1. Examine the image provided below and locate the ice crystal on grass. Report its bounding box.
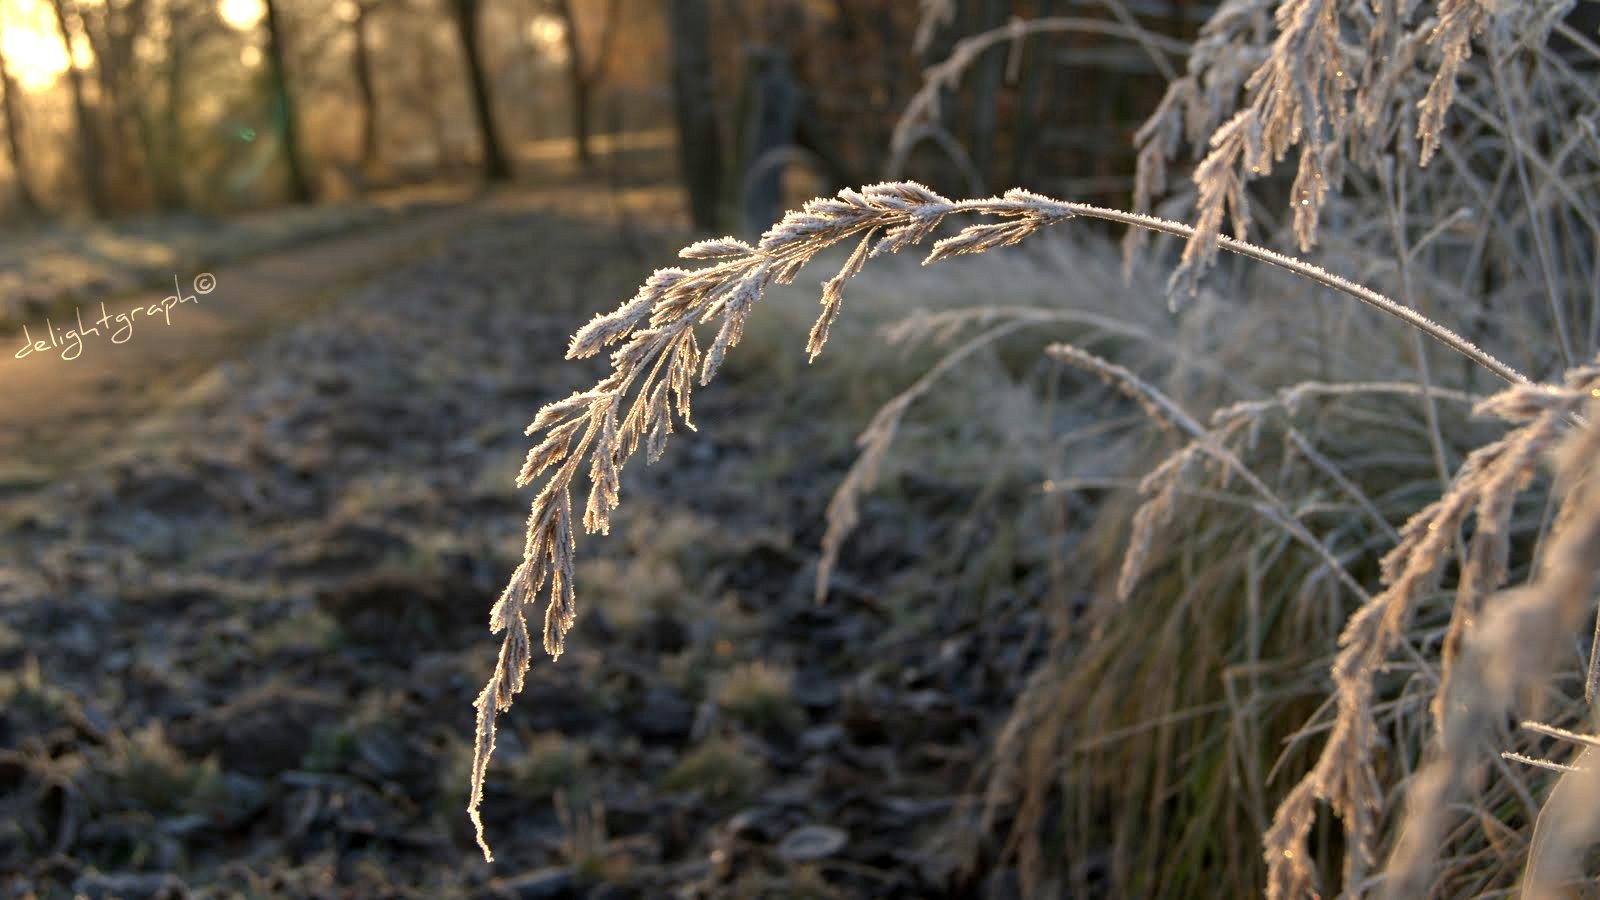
[472,176,1533,861]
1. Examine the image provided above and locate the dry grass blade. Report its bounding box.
[1123,0,1571,306]
[1520,720,1600,750]
[1046,343,1371,602]
[478,165,1557,885]
[474,181,1085,858]
[1525,744,1600,897]
[473,181,961,860]
[814,317,1038,603]
[889,16,1188,183]
[1378,366,1600,898]
[1420,0,1494,168]
[913,0,956,55]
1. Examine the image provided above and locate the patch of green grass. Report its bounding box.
[510,731,594,802]
[301,723,360,773]
[0,655,80,732]
[716,662,803,733]
[253,605,342,655]
[576,555,688,632]
[660,737,768,809]
[0,621,20,656]
[91,723,229,817]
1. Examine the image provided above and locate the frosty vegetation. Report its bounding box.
[477,0,1600,896]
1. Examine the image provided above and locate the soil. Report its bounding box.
[0,171,1041,899]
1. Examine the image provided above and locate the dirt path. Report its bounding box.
[0,200,467,475]
[0,128,689,487]
[0,180,687,483]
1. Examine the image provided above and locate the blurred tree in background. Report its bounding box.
[0,0,1208,222]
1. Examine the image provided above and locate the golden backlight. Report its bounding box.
[0,0,68,93]
[217,0,266,31]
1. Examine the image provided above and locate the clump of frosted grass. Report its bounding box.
[471,174,1523,862]
[476,2,1600,894]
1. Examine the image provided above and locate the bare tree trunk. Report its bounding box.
[262,0,315,202]
[1008,0,1056,187]
[548,0,620,170]
[569,58,592,166]
[1167,0,1190,38]
[967,0,1007,184]
[0,46,40,216]
[352,1,381,169]
[48,0,109,216]
[738,47,798,233]
[873,1,901,114]
[81,0,154,207]
[550,0,590,168]
[417,28,452,169]
[666,0,722,230]
[154,4,192,210]
[449,0,513,182]
[917,0,962,195]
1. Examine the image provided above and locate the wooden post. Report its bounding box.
[666,0,723,231]
[739,46,800,234]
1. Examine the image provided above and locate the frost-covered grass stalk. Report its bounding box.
[476,0,1600,894]
[468,171,1563,863]
[468,178,1522,857]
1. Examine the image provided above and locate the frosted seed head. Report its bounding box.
[680,237,753,259]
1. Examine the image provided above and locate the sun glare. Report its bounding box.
[0,25,69,94]
[529,14,565,44]
[218,0,266,31]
